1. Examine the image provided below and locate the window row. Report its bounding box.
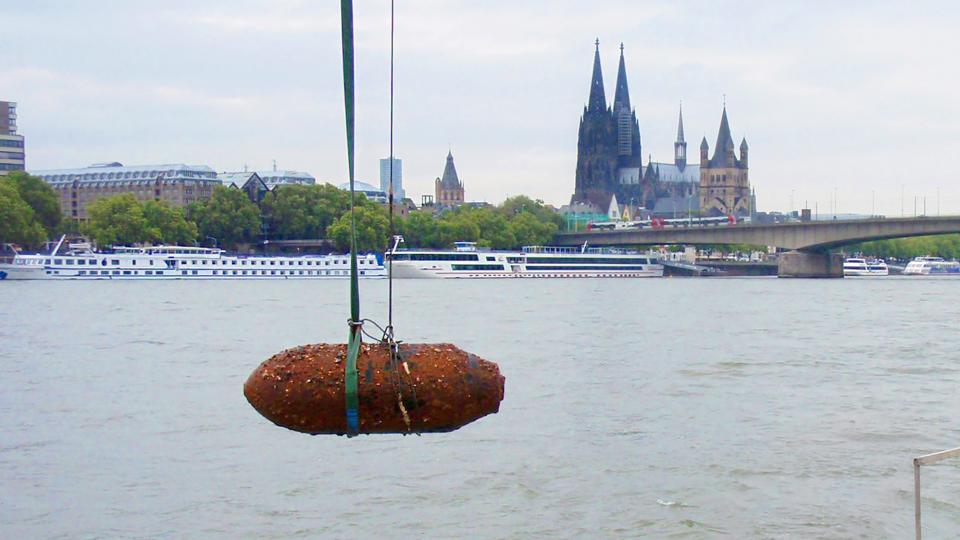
[46,257,363,267]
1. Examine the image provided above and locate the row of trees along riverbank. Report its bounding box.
[0,175,562,252]
[3,172,960,257]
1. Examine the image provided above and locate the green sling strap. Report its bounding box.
[340,0,360,436]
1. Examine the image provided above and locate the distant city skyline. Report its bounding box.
[3,1,959,216]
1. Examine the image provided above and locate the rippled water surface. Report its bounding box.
[1,277,959,538]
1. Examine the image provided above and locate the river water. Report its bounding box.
[1,277,958,538]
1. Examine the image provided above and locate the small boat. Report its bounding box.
[387,240,663,279]
[902,256,960,276]
[0,236,385,280]
[844,258,888,277]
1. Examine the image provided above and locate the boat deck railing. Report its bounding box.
[521,245,647,255]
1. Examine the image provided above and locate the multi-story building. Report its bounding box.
[32,162,219,220]
[254,169,315,190]
[219,172,270,204]
[378,157,404,201]
[698,107,750,215]
[0,100,25,175]
[434,151,464,207]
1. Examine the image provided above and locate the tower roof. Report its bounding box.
[700,136,709,150]
[676,104,685,143]
[587,39,606,112]
[709,106,736,165]
[440,151,461,188]
[613,43,630,112]
[740,137,749,151]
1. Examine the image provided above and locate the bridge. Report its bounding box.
[554,216,960,278]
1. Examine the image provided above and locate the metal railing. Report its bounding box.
[913,446,960,539]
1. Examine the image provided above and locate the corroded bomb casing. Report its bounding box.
[244,342,505,435]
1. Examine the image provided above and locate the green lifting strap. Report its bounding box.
[340,0,361,436]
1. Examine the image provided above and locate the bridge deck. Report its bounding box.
[555,216,960,251]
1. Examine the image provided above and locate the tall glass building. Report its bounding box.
[0,100,25,175]
[378,157,404,201]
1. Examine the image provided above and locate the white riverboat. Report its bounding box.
[902,256,960,276]
[387,241,663,279]
[0,238,385,280]
[843,258,889,277]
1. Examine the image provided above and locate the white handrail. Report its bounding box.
[913,446,960,539]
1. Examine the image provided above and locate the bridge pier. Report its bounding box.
[778,251,843,278]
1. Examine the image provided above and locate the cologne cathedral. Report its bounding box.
[571,41,751,216]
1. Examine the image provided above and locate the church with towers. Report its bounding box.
[570,40,752,217]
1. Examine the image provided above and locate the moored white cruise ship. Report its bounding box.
[0,238,385,280]
[843,258,889,277]
[387,241,662,279]
[902,256,960,276]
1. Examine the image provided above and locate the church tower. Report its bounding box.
[572,40,618,204]
[435,150,465,207]
[699,106,750,215]
[612,44,642,171]
[674,105,687,170]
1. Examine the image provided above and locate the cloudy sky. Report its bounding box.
[4,0,959,215]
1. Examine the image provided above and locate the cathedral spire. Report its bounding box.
[676,103,685,143]
[613,42,630,112]
[674,103,687,170]
[587,38,606,112]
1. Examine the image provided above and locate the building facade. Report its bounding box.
[699,107,750,215]
[434,151,464,207]
[219,172,270,204]
[379,157,404,201]
[33,162,219,220]
[254,169,315,189]
[0,101,25,175]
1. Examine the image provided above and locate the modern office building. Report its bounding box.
[378,157,404,201]
[32,162,219,220]
[0,100,25,175]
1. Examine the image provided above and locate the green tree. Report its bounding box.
[0,181,46,246]
[3,172,61,236]
[437,210,480,246]
[83,194,151,246]
[192,186,261,249]
[509,210,558,247]
[855,234,960,260]
[475,208,516,249]
[388,197,565,250]
[328,204,390,253]
[142,200,198,245]
[261,183,361,240]
[399,211,437,248]
[500,195,563,228]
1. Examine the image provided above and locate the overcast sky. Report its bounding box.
[4,0,960,215]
